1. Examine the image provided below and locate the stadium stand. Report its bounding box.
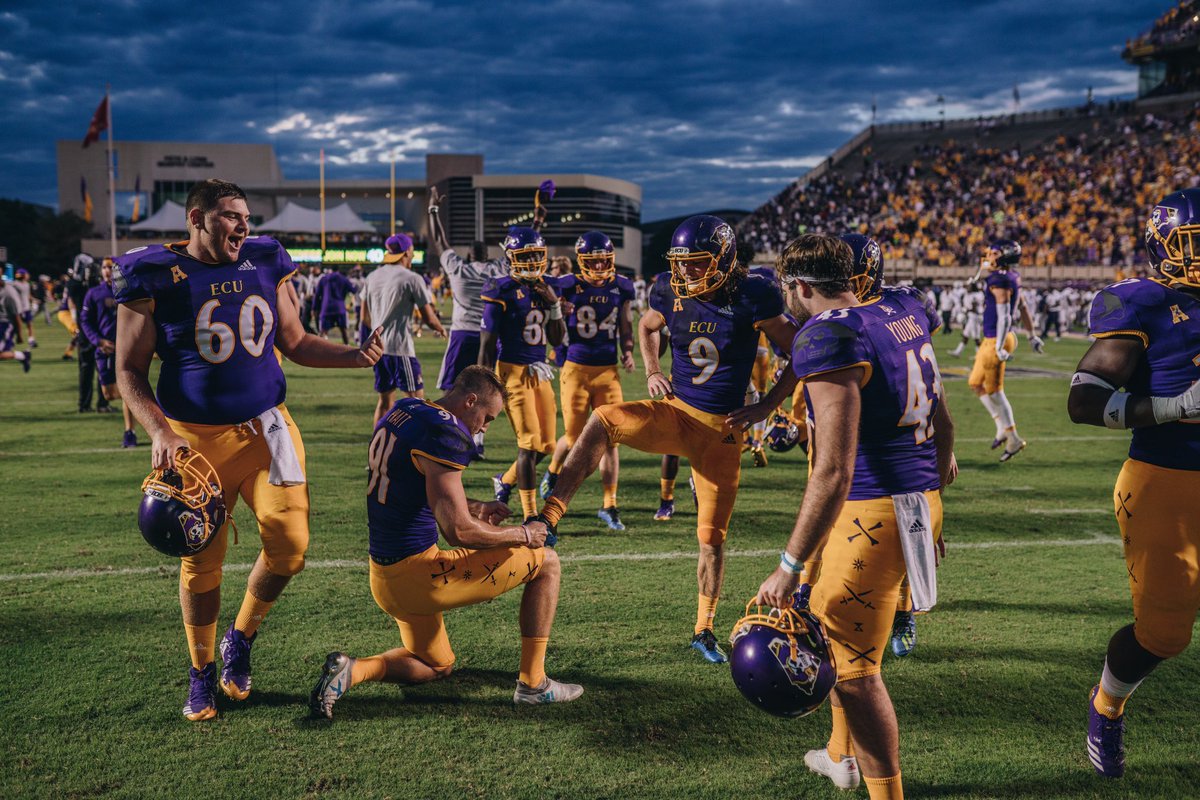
[738,98,1199,269]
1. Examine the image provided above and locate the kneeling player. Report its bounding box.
[755,234,955,799]
[309,366,580,717]
[1068,189,1200,778]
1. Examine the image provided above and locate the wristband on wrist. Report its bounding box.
[519,525,530,546]
[779,551,803,575]
[646,369,663,379]
[1103,391,1130,429]
[548,303,563,321]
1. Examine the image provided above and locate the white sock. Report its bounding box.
[1100,659,1144,701]
[950,341,963,354]
[978,393,1002,435]
[991,391,1019,443]
[14,351,27,362]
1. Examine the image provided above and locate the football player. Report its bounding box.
[756,233,955,799]
[314,265,355,344]
[537,215,800,663]
[0,278,31,371]
[539,232,636,530]
[115,179,383,721]
[11,268,35,346]
[427,189,508,458]
[360,233,446,423]
[1068,188,1200,779]
[479,226,567,521]
[744,249,778,467]
[308,366,580,717]
[80,258,138,445]
[968,240,1045,461]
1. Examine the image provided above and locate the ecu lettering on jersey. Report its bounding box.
[112,239,297,425]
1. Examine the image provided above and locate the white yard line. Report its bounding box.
[1029,508,1112,515]
[0,434,1129,458]
[0,533,1119,584]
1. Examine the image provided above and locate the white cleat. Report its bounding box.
[309,652,354,720]
[804,748,861,790]
[513,676,584,705]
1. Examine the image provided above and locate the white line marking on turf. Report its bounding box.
[1029,508,1111,515]
[0,534,1119,583]
[0,438,1123,455]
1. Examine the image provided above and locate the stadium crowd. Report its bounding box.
[739,103,1200,267]
[1125,0,1200,52]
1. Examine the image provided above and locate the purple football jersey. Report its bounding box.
[316,271,353,316]
[650,274,784,415]
[79,282,118,347]
[112,237,297,424]
[791,296,943,500]
[552,274,635,366]
[1088,277,1200,471]
[883,284,942,334]
[481,276,559,366]
[367,398,475,561]
[982,269,1020,338]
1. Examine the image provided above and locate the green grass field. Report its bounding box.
[2,313,1197,800]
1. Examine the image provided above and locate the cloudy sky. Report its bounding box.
[0,0,1167,221]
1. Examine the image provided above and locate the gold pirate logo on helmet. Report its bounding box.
[1146,192,1200,289]
[138,448,228,557]
[667,215,736,298]
[728,598,837,718]
[575,231,616,285]
[503,226,549,282]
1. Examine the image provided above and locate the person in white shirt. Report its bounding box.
[361,234,446,425]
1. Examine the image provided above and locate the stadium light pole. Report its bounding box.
[319,148,326,254]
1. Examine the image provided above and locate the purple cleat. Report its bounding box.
[218,624,255,701]
[1087,686,1126,778]
[183,663,218,721]
[493,473,514,504]
[654,498,675,520]
[122,429,138,448]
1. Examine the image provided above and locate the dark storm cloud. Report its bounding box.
[0,0,1166,219]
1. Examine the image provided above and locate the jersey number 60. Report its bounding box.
[195,296,275,364]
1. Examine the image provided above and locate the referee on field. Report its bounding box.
[361,233,446,425]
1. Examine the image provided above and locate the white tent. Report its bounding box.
[257,202,375,234]
[129,200,187,233]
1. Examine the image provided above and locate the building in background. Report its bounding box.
[56,145,642,272]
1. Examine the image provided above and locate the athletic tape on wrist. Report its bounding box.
[1151,395,1182,425]
[548,304,563,321]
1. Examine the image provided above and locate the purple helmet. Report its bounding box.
[574,230,615,284]
[729,602,837,718]
[1145,188,1200,289]
[138,449,226,557]
[667,215,737,298]
[839,234,883,300]
[765,413,801,453]
[503,226,548,282]
[984,239,1021,271]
